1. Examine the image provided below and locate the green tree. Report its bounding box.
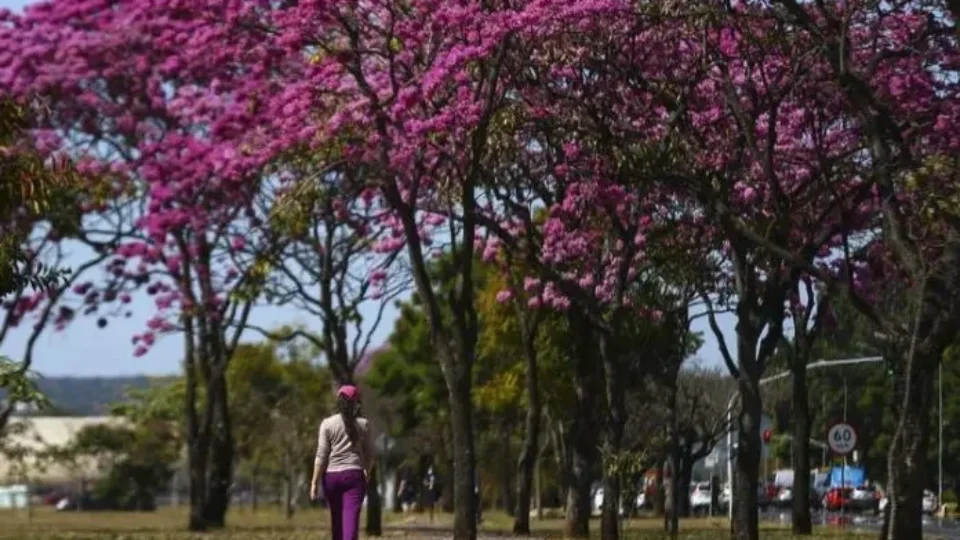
[0,100,80,299]
[229,342,286,505]
[227,339,332,516]
[364,302,451,500]
[474,259,577,529]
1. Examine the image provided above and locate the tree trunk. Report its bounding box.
[365,459,383,534]
[534,450,543,520]
[549,416,571,505]
[447,360,478,540]
[284,468,294,520]
[251,467,259,511]
[513,325,541,535]
[678,454,694,518]
[183,322,210,532]
[600,334,626,540]
[653,466,665,517]
[791,363,813,535]
[564,460,592,539]
[564,397,595,539]
[883,354,935,540]
[733,378,762,540]
[666,456,680,540]
[882,240,960,540]
[202,370,233,529]
[564,309,598,539]
[366,467,383,535]
[665,381,680,539]
[600,462,622,540]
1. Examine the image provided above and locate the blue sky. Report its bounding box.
[0,0,737,377]
[0,0,27,11]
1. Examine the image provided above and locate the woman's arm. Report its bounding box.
[311,420,330,496]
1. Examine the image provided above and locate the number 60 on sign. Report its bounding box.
[827,422,858,455]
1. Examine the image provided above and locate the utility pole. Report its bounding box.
[939,361,944,512]
[726,356,884,524]
[841,374,847,526]
[821,392,827,467]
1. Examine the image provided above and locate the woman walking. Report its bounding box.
[310,385,375,540]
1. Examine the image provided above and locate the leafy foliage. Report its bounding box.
[0,100,83,299]
[0,354,50,415]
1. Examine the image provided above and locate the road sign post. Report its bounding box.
[827,422,858,527]
[827,423,858,456]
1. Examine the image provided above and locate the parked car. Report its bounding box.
[690,482,712,515]
[591,486,647,516]
[850,485,882,515]
[41,491,68,506]
[923,490,938,515]
[774,485,823,509]
[636,491,648,510]
[823,486,880,514]
[774,487,793,508]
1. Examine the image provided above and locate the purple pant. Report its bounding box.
[323,469,367,540]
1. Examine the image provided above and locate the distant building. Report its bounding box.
[0,416,124,486]
[0,484,28,509]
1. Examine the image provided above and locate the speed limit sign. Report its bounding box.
[827,422,858,455]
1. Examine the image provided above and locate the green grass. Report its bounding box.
[0,507,871,539]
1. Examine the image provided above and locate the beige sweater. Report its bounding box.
[314,413,375,473]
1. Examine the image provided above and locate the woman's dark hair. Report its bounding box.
[337,394,361,444]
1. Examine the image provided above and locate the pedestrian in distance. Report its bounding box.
[397,469,417,514]
[423,465,440,523]
[310,385,376,540]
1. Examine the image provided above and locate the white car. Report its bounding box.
[690,482,712,514]
[776,487,793,506]
[849,485,881,515]
[591,486,642,516]
[592,487,604,516]
[923,490,938,515]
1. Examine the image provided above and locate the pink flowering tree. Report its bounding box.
[752,2,960,538]
[472,6,880,539]
[0,1,301,530]
[196,1,639,537]
[473,50,725,535]
[540,3,959,538]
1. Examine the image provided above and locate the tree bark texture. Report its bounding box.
[600,333,626,540]
[202,369,233,528]
[791,363,813,535]
[564,309,598,539]
[733,378,762,540]
[513,314,541,535]
[366,467,383,536]
[447,359,479,540]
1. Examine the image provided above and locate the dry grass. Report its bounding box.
[0,507,870,539]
